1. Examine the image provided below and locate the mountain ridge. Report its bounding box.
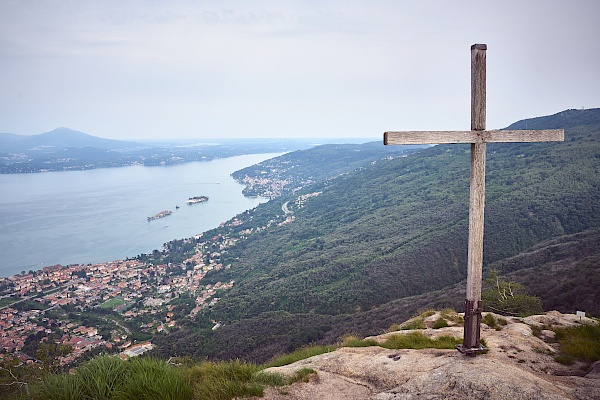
[0,128,320,173]
[505,108,600,130]
[152,107,600,363]
[0,127,140,152]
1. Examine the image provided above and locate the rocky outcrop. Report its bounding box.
[260,311,600,399]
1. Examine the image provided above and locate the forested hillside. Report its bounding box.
[231,141,427,197]
[153,108,600,363]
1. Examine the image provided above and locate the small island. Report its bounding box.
[186,195,209,205]
[147,210,172,221]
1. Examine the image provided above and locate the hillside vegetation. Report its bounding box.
[149,108,600,363]
[231,141,427,197]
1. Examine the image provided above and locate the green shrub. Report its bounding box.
[482,270,543,317]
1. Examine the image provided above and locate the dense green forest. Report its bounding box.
[153,108,600,363]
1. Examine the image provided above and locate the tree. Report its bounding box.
[36,343,72,373]
[482,270,543,317]
[0,355,44,399]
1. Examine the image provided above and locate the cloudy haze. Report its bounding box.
[1,1,598,140]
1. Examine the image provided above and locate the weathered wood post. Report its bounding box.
[461,43,488,354]
[383,44,564,355]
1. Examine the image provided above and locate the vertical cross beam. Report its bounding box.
[459,44,488,355]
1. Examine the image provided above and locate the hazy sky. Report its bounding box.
[1,1,599,140]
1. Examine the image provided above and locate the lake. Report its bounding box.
[0,153,280,277]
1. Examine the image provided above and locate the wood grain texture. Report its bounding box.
[384,129,564,145]
[471,45,486,131]
[466,142,486,302]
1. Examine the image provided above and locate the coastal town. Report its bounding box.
[0,226,237,368]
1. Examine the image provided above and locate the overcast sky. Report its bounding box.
[1,1,598,140]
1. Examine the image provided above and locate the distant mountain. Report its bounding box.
[1,127,140,153]
[151,108,600,363]
[0,132,23,145]
[0,128,321,173]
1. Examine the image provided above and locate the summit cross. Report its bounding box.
[383,44,564,354]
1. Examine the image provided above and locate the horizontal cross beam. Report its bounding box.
[384,129,564,145]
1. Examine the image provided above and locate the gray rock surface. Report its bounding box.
[260,311,600,400]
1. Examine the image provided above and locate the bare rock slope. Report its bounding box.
[261,311,600,400]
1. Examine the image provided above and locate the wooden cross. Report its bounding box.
[384,44,564,355]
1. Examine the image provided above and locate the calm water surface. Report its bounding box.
[0,154,280,277]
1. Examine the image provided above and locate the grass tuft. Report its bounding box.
[341,332,460,350]
[341,335,378,348]
[419,309,436,318]
[440,308,458,322]
[554,322,600,363]
[554,354,576,365]
[289,368,316,383]
[381,332,461,350]
[28,373,81,400]
[117,357,192,400]
[433,318,449,329]
[188,360,284,400]
[400,318,426,330]
[28,355,191,400]
[76,355,127,399]
[265,345,337,368]
[482,313,498,329]
[386,323,402,332]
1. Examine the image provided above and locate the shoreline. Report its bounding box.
[0,153,280,278]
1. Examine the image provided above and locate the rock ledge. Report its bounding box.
[260,311,600,400]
